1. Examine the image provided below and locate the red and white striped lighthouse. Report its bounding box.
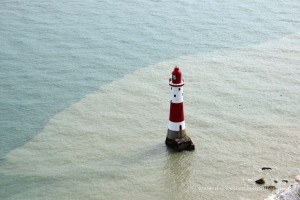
[165,66,195,151]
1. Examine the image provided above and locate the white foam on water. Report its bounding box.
[266,183,300,200]
[1,33,300,200]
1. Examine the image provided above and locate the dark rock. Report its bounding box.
[262,167,272,170]
[186,143,195,151]
[274,180,278,183]
[165,136,195,152]
[264,186,276,190]
[255,178,265,185]
[282,180,288,183]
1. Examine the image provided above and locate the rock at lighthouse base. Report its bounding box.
[165,136,195,151]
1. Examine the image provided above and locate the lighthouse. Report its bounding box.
[165,66,195,151]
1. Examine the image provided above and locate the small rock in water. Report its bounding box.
[282,180,289,183]
[262,167,272,170]
[274,180,278,183]
[255,178,265,184]
[295,175,300,182]
[264,186,276,190]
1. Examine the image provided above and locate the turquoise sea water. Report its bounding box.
[0,1,300,199]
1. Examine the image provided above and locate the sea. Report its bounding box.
[0,0,299,199]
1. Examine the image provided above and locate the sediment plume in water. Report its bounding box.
[1,33,300,200]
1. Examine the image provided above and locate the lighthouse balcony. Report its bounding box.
[169,81,184,87]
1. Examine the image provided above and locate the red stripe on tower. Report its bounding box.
[169,102,184,122]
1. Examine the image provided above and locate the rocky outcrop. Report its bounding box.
[295,175,300,183]
[165,136,195,151]
[264,186,276,190]
[262,167,272,170]
[265,183,300,200]
[255,178,265,185]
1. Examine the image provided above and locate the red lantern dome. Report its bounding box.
[171,66,182,84]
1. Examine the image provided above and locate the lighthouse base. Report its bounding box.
[165,136,195,151]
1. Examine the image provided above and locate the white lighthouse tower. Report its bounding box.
[165,66,195,151]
